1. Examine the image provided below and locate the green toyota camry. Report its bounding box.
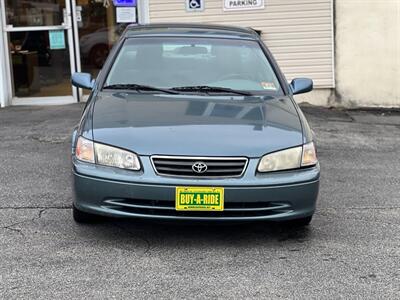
[71,24,320,226]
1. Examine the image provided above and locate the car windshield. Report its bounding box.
[105,37,283,94]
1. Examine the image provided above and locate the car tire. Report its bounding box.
[284,215,313,228]
[73,204,103,224]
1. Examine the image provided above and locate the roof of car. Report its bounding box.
[124,23,260,40]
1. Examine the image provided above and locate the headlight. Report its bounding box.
[95,143,141,170]
[258,146,302,172]
[75,136,141,171]
[257,142,317,172]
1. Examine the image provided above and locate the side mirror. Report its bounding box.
[71,72,94,90]
[290,78,313,95]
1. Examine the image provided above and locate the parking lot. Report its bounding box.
[0,103,399,299]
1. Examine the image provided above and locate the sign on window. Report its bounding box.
[49,30,65,50]
[223,0,264,11]
[116,7,137,23]
[113,0,137,7]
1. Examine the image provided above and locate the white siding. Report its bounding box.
[148,0,334,88]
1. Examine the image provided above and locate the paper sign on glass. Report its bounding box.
[49,30,65,50]
[116,7,137,23]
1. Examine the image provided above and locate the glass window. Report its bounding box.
[76,1,128,95]
[105,37,282,94]
[5,0,66,27]
[10,31,72,97]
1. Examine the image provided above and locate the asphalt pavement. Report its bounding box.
[0,103,399,299]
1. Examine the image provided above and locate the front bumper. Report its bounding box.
[72,157,320,222]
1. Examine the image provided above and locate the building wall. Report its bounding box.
[334,0,400,107]
[149,0,335,91]
[148,0,400,108]
[0,1,399,108]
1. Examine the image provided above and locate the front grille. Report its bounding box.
[151,156,248,178]
[104,198,292,219]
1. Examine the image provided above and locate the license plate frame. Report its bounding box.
[175,187,224,211]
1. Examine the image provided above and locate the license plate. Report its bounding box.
[176,187,224,211]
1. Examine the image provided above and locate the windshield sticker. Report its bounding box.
[261,82,277,90]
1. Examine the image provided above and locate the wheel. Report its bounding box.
[73,204,103,224]
[284,215,313,228]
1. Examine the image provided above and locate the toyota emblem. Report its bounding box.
[192,162,208,174]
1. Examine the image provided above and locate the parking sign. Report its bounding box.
[186,0,204,12]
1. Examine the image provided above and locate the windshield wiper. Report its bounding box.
[103,84,180,95]
[171,85,252,96]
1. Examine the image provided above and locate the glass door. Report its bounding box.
[71,0,132,97]
[1,0,77,104]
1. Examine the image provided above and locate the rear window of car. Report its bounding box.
[105,37,283,94]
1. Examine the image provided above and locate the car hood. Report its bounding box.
[91,92,303,157]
